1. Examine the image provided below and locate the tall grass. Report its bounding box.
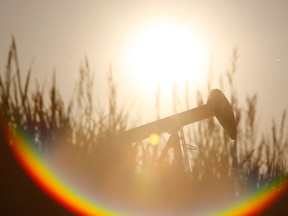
[1,37,287,214]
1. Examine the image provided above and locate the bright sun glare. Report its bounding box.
[126,21,209,95]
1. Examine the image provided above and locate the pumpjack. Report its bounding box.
[119,89,237,171]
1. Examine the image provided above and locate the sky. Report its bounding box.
[1,0,288,133]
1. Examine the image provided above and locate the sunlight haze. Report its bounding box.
[125,20,209,96]
[1,0,287,129]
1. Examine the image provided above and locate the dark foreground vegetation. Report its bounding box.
[1,38,287,215]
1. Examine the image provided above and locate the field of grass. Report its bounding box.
[1,37,287,215]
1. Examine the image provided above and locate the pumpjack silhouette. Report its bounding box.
[120,89,237,170]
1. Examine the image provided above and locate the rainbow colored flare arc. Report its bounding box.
[3,125,118,216]
[3,124,288,216]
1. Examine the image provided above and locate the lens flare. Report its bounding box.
[2,122,288,215]
[149,133,160,145]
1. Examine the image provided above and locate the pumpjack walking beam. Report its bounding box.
[120,103,213,144]
[120,89,236,143]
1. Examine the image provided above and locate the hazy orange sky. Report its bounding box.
[1,0,287,132]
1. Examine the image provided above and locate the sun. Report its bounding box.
[125,20,209,95]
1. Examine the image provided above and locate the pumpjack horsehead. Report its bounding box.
[119,89,237,171]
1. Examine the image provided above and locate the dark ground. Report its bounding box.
[0,121,287,216]
[0,122,72,216]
